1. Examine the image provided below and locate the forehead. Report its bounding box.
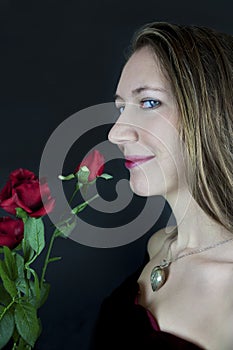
[116,46,170,94]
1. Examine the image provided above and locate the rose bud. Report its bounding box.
[74,150,105,182]
[0,168,55,218]
[0,217,24,249]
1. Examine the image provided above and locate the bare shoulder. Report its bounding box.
[214,259,233,346]
[147,225,177,259]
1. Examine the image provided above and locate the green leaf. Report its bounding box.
[16,278,27,295]
[0,261,17,298]
[14,302,40,347]
[3,246,18,281]
[28,269,40,306]
[38,283,50,308]
[15,254,28,295]
[22,238,34,264]
[0,305,15,349]
[15,254,24,280]
[58,173,75,181]
[0,283,11,307]
[24,217,45,256]
[99,173,113,180]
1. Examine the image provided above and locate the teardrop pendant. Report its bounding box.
[150,266,166,292]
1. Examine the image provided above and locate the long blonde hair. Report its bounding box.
[130,22,233,233]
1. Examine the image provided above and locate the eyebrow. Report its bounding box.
[114,85,167,101]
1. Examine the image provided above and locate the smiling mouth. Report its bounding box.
[125,156,155,169]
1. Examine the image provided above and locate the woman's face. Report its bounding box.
[109,46,187,198]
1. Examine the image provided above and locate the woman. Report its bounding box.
[92,22,233,349]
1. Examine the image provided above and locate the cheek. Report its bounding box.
[139,113,178,146]
[142,130,186,187]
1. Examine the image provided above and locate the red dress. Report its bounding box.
[91,265,205,349]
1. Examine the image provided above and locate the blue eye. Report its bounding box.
[114,104,125,115]
[140,100,161,109]
[119,106,125,114]
[115,99,160,115]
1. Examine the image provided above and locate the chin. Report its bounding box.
[129,179,153,197]
[129,175,168,197]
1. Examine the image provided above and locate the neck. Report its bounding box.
[164,187,230,255]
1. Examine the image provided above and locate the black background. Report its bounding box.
[1,1,233,349]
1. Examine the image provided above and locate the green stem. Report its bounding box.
[68,183,83,205]
[68,188,79,205]
[40,182,95,287]
[0,298,15,321]
[71,193,99,214]
[26,253,39,267]
[40,231,56,288]
[58,183,83,222]
[86,193,99,204]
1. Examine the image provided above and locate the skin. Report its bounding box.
[108,46,233,349]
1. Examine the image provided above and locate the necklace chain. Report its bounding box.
[161,236,233,267]
[151,236,233,292]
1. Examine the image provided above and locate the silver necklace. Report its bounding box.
[150,236,233,292]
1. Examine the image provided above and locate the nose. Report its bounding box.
[108,116,138,145]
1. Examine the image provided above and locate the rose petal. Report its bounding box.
[74,150,105,181]
[0,168,55,218]
[0,217,24,249]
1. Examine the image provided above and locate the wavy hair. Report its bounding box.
[129,22,233,233]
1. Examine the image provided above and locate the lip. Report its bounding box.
[125,155,155,169]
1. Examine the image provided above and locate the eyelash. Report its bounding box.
[117,99,161,114]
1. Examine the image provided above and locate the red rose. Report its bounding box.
[0,168,55,218]
[0,217,24,249]
[74,150,105,181]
